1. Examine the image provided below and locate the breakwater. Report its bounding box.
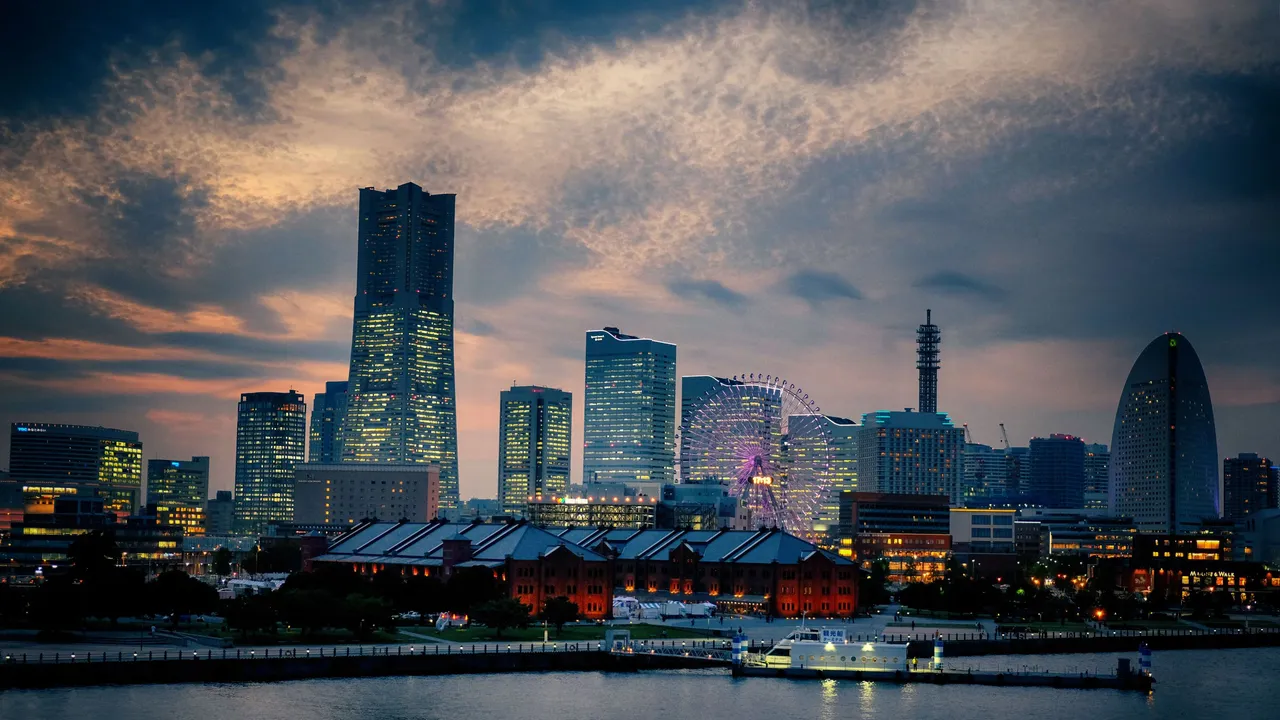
[0,644,715,690]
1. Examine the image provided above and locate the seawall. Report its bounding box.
[0,648,710,690]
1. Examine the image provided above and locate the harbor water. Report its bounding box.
[2,647,1277,719]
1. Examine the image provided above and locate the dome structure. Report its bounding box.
[1109,333,1219,532]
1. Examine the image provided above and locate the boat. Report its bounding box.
[739,625,913,672]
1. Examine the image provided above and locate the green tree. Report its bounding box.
[859,559,890,608]
[339,594,395,639]
[541,596,579,633]
[471,598,531,639]
[403,574,447,622]
[276,589,338,635]
[212,547,233,577]
[446,567,502,612]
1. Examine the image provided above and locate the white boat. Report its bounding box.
[746,626,910,671]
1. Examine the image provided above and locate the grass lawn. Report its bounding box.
[993,621,1091,633]
[432,623,719,643]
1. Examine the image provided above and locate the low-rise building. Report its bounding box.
[558,526,858,618]
[293,464,440,526]
[1017,510,1135,559]
[526,494,658,529]
[0,494,183,575]
[313,519,614,618]
[838,491,950,583]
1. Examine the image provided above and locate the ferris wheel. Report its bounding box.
[679,374,834,535]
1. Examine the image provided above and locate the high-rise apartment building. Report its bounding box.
[1109,333,1219,533]
[1083,443,1110,511]
[146,456,210,535]
[309,381,348,463]
[962,443,1009,502]
[583,327,676,494]
[857,410,963,503]
[498,385,573,515]
[1004,447,1031,497]
[234,391,307,535]
[787,414,858,538]
[8,423,142,516]
[1028,434,1086,508]
[1223,453,1277,521]
[341,183,459,510]
[679,375,734,483]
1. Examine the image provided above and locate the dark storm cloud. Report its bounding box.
[780,270,863,307]
[0,0,279,120]
[914,272,1007,301]
[665,278,749,309]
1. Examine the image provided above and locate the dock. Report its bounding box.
[731,664,1153,692]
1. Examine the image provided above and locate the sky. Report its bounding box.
[1,0,1277,501]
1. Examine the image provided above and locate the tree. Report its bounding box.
[338,594,395,639]
[147,571,219,626]
[68,530,121,581]
[541,596,579,633]
[276,589,338,635]
[446,567,502,612]
[859,559,890,608]
[403,574,447,622]
[471,598,531,639]
[223,595,276,638]
[213,548,233,577]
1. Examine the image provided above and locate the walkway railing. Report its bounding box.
[0,639,732,666]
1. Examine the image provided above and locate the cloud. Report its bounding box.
[780,270,863,306]
[914,271,1007,300]
[665,278,748,309]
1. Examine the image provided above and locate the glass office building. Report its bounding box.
[8,423,143,516]
[1109,332,1218,533]
[499,385,573,515]
[146,456,210,535]
[583,327,676,494]
[341,183,460,510]
[856,410,963,503]
[234,391,307,535]
[309,380,348,464]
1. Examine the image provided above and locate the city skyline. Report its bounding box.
[0,1,1277,502]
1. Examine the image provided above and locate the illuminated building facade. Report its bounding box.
[341,183,459,510]
[309,381,348,463]
[557,526,858,617]
[837,491,951,582]
[146,456,209,536]
[1127,532,1280,603]
[1,495,183,574]
[1028,434,1086,508]
[857,410,963,503]
[499,385,572,516]
[1109,332,1219,532]
[293,463,439,526]
[790,414,858,540]
[526,494,657,529]
[584,328,676,494]
[234,391,307,535]
[8,423,142,516]
[1223,453,1277,521]
[1083,443,1110,511]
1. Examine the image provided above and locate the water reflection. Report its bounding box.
[0,648,1275,720]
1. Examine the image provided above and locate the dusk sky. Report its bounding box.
[1,0,1277,500]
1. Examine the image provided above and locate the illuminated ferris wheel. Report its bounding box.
[679,374,834,535]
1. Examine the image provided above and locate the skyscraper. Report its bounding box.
[499,385,573,515]
[8,423,142,516]
[341,182,459,510]
[916,309,940,414]
[1109,333,1219,533]
[1223,453,1277,521]
[309,380,348,463]
[234,391,307,535]
[146,456,210,535]
[857,410,963,503]
[962,443,1009,502]
[1083,443,1110,511]
[680,375,737,483]
[1028,434,1086,508]
[583,327,676,493]
[788,414,858,537]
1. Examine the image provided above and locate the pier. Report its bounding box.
[731,663,1153,692]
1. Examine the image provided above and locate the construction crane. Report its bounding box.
[962,423,976,444]
[999,423,1011,450]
